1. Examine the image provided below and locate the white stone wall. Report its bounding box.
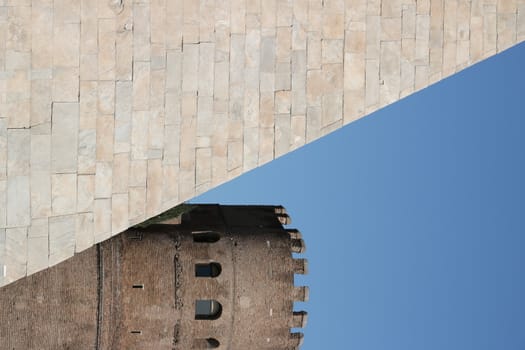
[0,0,524,286]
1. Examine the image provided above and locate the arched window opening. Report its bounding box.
[206,338,220,348]
[195,300,222,320]
[195,263,222,278]
[193,231,220,243]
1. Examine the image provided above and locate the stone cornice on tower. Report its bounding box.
[0,0,524,287]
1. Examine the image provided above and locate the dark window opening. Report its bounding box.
[195,263,222,278]
[195,300,222,320]
[193,231,220,243]
[130,330,142,334]
[132,284,144,289]
[206,338,220,348]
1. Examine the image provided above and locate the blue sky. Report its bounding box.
[193,42,525,350]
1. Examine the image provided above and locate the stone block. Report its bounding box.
[96,114,114,162]
[51,173,77,216]
[322,39,344,64]
[0,119,5,181]
[49,214,76,266]
[497,13,517,52]
[95,161,112,199]
[7,176,30,227]
[133,61,150,111]
[133,3,151,60]
[7,129,30,177]
[323,13,344,39]
[75,212,94,252]
[129,160,147,187]
[80,0,98,54]
[28,218,48,239]
[32,2,53,70]
[275,90,292,114]
[114,81,132,153]
[77,174,94,213]
[307,31,322,69]
[321,93,343,128]
[94,198,111,242]
[380,41,401,106]
[78,129,96,175]
[182,44,199,94]
[128,186,146,223]
[53,22,80,68]
[52,67,79,102]
[5,227,27,282]
[291,114,306,150]
[111,192,128,235]
[365,59,380,108]
[79,81,98,130]
[131,111,149,160]
[112,153,129,194]
[242,127,258,171]
[27,236,48,275]
[55,0,80,23]
[51,103,79,173]
[275,114,291,157]
[0,180,5,228]
[146,159,162,217]
[166,0,184,49]
[30,79,52,127]
[199,43,215,97]
[98,81,115,115]
[30,170,51,219]
[162,165,179,206]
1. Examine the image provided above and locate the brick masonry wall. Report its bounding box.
[0,0,524,287]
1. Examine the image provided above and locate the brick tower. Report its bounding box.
[0,204,308,349]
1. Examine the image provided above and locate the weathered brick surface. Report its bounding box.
[0,0,524,286]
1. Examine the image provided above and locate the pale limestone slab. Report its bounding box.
[53,23,80,68]
[129,160,147,187]
[131,111,149,160]
[7,129,30,177]
[79,81,98,130]
[28,218,48,238]
[27,236,48,275]
[51,173,77,216]
[242,127,258,171]
[275,113,291,157]
[78,129,96,175]
[129,186,146,224]
[146,159,162,217]
[115,81,132,153]
[52,67,80,102]
[30,170,51,219]
[30,79,52,127]
[133,3,151,60]
[111,192,128,235]
[98,81,115,115]
[49,215,76,266]
[132,61,151,111]
[96,114,115,162]
[77,174,94,212]
[94,198,111,242]
[5,227,27,282]
[98,18,116,80]
[51,102,79,173]
[75,212,94,252]
[112,153,130,194]
[95,161,112,199]
[0,119,6,181]
[6,176,30,227]
[0,180,5,228]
